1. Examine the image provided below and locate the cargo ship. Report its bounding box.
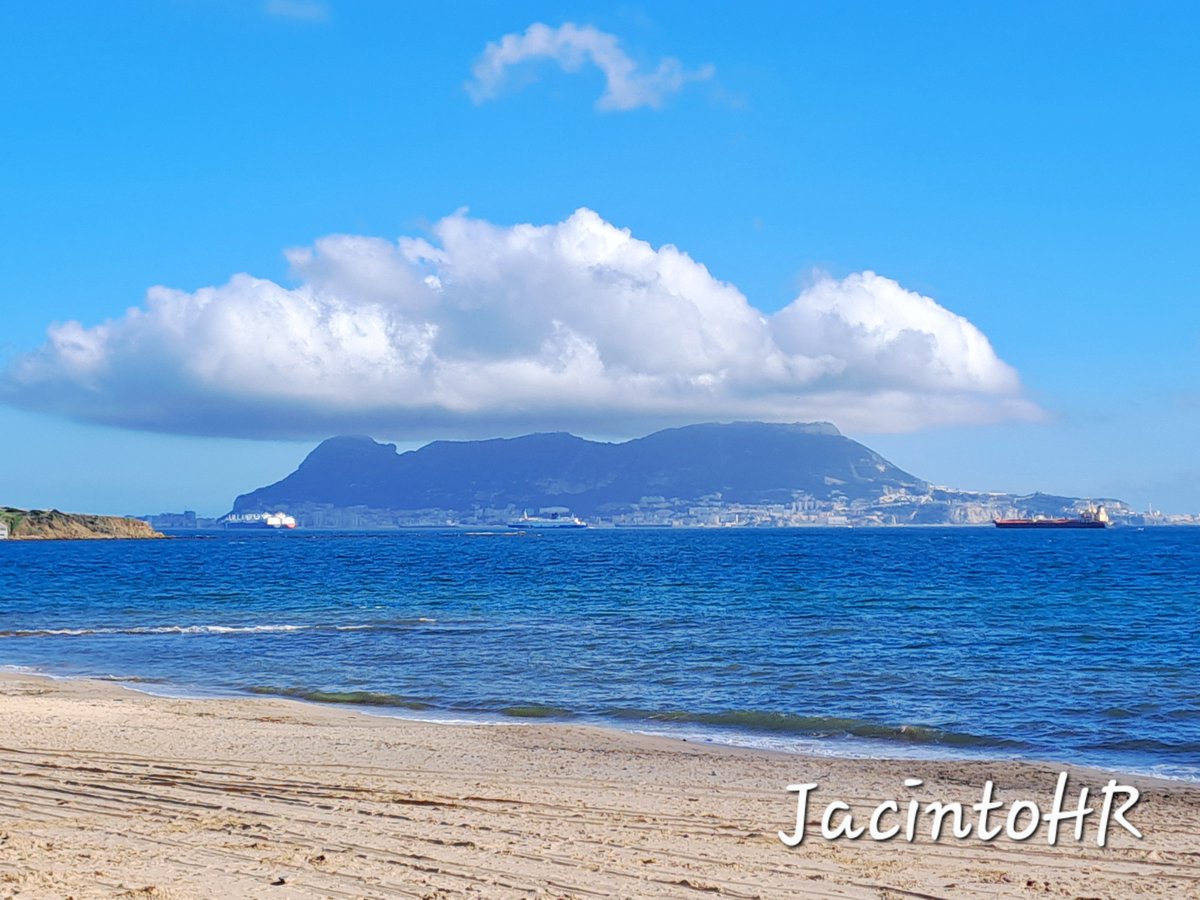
[993,506,1110,529]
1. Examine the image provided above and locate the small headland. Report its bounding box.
[0,506,164,540]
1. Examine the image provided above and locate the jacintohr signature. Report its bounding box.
[779,773,1141,847]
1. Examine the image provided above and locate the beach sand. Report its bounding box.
[0,672,1196,898]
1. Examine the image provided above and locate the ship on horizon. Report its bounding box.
[506,509,587,530]
[221,511,297,530]
[993,505,1110,529]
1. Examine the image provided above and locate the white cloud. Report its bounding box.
[466,22,713,111]
[265,0,329,22]
[1,209,1040,439]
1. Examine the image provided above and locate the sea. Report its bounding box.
[2,527,1197,781]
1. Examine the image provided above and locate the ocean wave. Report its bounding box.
[233,690,1027,752]
[499,704,576,719]
[246,685,432,710]
[1090,737,1200,755]
[0,619,437,638]
[602,708,1028,749]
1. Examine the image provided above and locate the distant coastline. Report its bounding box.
[144,422,1195,531]
[0,507,163,541]
[139,517,1200,532]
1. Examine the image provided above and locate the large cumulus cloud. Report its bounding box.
[0,209,1040,439]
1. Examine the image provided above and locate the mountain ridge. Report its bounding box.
[232,421,927,518]
[230,422,1133,527]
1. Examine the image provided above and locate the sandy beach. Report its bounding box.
[0,671,1196,899]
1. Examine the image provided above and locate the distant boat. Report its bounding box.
[994,506,1110,529]
[506,511,587,529]
[221,511,297,530]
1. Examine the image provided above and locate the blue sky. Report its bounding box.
[1,1,1197,515]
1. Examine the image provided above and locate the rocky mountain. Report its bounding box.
[232,422,928,519]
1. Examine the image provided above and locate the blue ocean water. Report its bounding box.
[1,528,1197,779]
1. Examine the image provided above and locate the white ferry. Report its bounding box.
[221,511,297,530]
[506,510,587,529]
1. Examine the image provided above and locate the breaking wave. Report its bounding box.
[499,704,577,719]
[0,620,437,638]
[602,708,1029,749]
[246,685,433,710]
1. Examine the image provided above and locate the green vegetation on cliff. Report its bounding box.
[0,507,163,540]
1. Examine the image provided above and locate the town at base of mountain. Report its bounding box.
[175,422,1176,529]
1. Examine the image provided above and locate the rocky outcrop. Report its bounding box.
[0,507,164,540]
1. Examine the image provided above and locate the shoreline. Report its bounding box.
[6,663,1197,785]
[107,684,1200,785]
[1,670,1197,897]
[9,662,1200,787]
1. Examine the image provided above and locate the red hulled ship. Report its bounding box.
[993,506,1110,529]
